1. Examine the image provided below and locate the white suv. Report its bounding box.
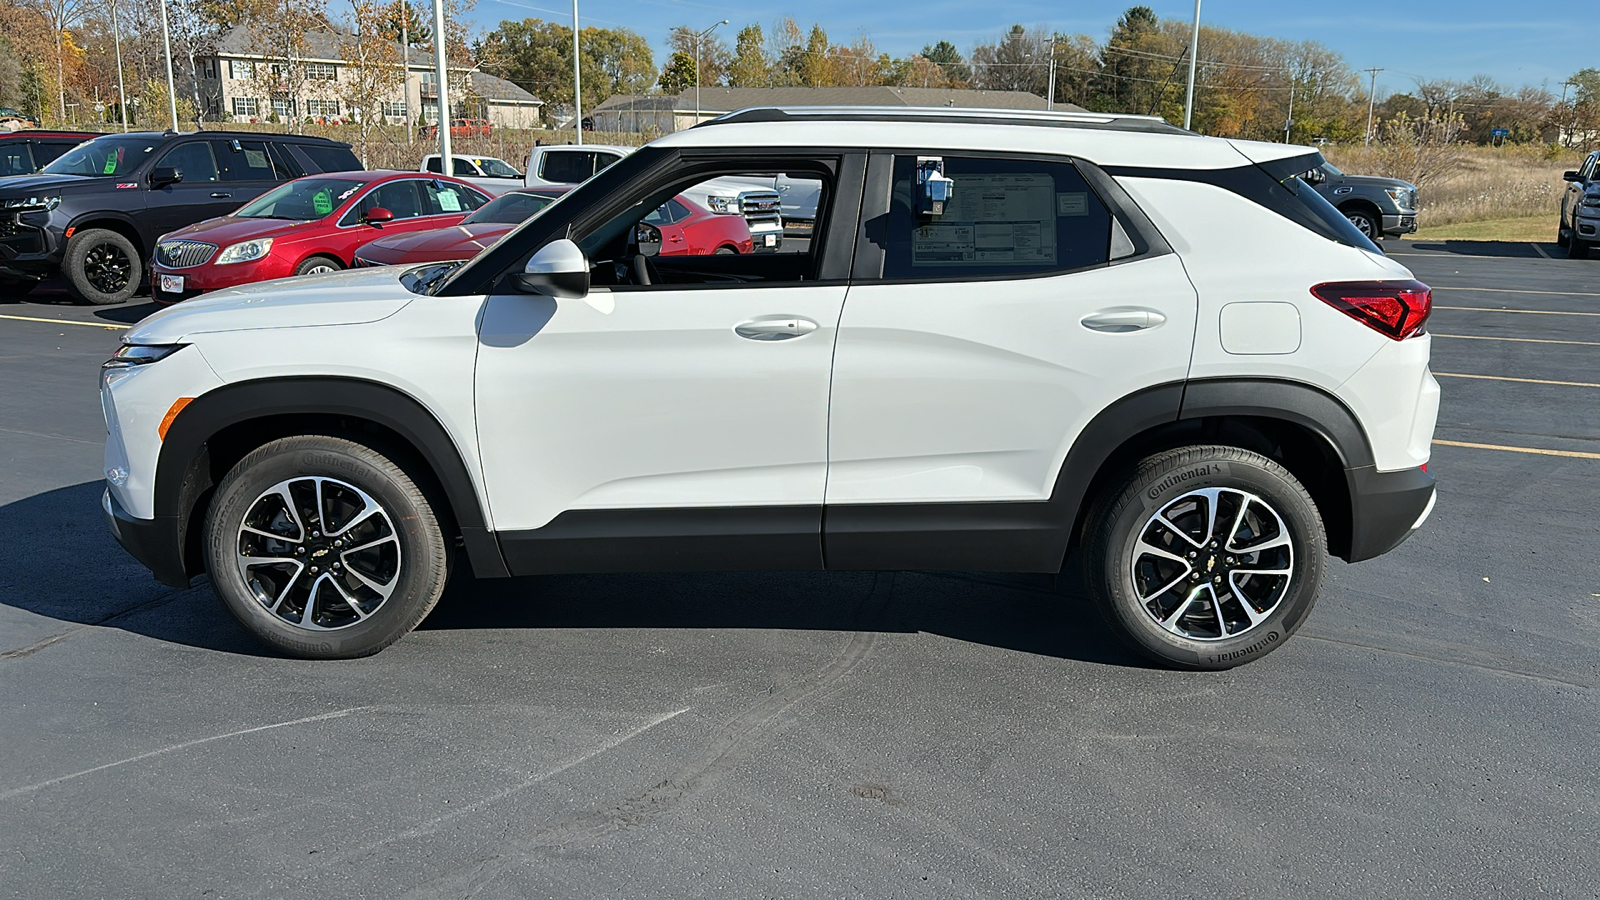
[102,107,1440,667]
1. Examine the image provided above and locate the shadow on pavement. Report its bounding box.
[93,301,160,324]
[1,481,1145,668]
[1405,240,1553,259]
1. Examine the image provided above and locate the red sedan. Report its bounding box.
[353,189,753,267]
[150,171,491,303]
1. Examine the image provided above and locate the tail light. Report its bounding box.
[1310,280,1431,340]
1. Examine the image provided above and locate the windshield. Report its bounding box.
[1321,162,1344,177]
[476,157,521,179]
[235,177,364,220]
[40,137,156,177]
[462,191,559,225]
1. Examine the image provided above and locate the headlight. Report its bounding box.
[705,195,740,214]
[215,237,274,265]
[1583,193,1600,208]
[1,196,61,211]
[1384,188,1413,207]
[103,343,186,370]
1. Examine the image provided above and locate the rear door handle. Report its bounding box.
[1081,308,1166,333]
[734,315,819,341]
[210,192,232,199]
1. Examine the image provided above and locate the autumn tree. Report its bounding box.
[724,23,769,87]
[482,18,653,122]
[919,40,968,86]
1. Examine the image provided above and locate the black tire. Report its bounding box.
[204,435,450,659]
[64,228,141,305]
[1567,235,1589,259]
[1557,218,1571,248]
[715,246,738,255]
[295,255,343,277]
[1081,445,1326,671]
[1343,208,1379,241]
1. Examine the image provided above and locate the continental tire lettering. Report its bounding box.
[1145,463,1228,503]
[301,452,373,482]
[1206,630,1280,665]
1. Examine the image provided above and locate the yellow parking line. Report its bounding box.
[1435,372,1600,388]
[1433,439,1600,460]
[0,313,126,330]
[1433,333,1600,347]
[1436,306,1600,317]
[1432,286,1600,298]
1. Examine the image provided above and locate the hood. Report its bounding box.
[360,222,512,263]
[126,266,417,343]
[0,173,101,196]
[1330,173,1417,191]
[160,214,327,246]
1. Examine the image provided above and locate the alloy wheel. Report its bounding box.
[1347,213,1376,238]
[1130,487,1294,641]
[84,242,132,294]
[235,476,402,631]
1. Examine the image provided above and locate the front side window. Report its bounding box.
[156,141,220,182]
[880,155,1113,280]
[539,150,620,184]
[342,180,424,224]
[476,157,521,179]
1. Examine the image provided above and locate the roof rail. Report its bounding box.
[696,106,1191,136]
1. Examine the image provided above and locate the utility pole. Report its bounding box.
[1560,80,1577,148]
[402,6,412,145]
[694,20,728,126]
[432,0,450,164]
[1182,0,1200,130]
[158,0,180,130]
[1046,36,1056,111]
[1284,73,1294,143]
[112,0,129,131]
[1363,67,1382,147]
[569,0,582,142]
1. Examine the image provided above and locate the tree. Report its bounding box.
[798,24,829,86]
[482,18,654,122]
[919,40,968,86]
[658,50,694,93]
[340,0,403,161]
[971,25,1048,95]
[667,24,727,87]
[724,23,769,87]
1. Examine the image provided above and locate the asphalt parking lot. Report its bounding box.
[2,240,1597,897]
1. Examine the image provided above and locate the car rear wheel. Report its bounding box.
[1343,208,1379,240]
[1080,445,1326,670]
[65,228,141,305]
[204,435,451,659]
[715,246,738,255]
[295,256,343,277]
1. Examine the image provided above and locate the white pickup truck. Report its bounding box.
[420,154,525,196]
[523,144,634,189]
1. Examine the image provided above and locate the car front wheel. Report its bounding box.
[1081,445,1326,670]
[65,228,141,305]
[1343,208,1379,240]
[204,435,450,659]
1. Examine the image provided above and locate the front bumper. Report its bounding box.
[0,212,64,278]
[103,488,191,587]
[1382,213,1418,236]
[1344,465,1435,562]
[150,257,291,303]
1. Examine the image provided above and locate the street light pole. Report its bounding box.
[693,20,728,125]
[1182,0,1200,130]
[571,0,582,144]
[1046,35,1056,111]
[112,0,129,132]
[158,0,180,129]
[432,0,450,165]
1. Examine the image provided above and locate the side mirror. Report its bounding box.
[634,222,662,258]
[149,166,182,188]
[515,238,589,298]
[1302,167,1328,185]
[1564,170,1584,182]
[364,207,394,225]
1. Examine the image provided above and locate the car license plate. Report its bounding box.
[159,274,184,294]
[764,234,776,247]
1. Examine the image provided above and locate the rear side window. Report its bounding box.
[881,155,1113,280]
[292,143,362,173]
[157,141,220,182]
[0,142,32,176]
[212,139,281,181]
[538,150,620,184]
[420,180,487,215]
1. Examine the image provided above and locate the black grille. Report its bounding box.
[155,240,218,269]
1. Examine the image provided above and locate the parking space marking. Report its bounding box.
[1432,286,1600,298]
[1530,243,1552,259]
[1434,333,1600,347]
[1435,372,1600,388]
[1434,439,1600,460]
[0,313,126,330]
[1436,306,1600,317]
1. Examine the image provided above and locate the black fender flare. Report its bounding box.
[158,376,508,579]
[1177,377,1373,467]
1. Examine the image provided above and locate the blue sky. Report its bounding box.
[467,0,1581,98]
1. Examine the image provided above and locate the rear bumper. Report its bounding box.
[1344,465,1435,562]
[103,488,191,587]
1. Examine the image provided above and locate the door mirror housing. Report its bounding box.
[633,222,662,258]
[1564,170,1584,183]
[515,238,589,298]
[149,166,182,188]
[364,207,394,225]
[1302,167,1328,185]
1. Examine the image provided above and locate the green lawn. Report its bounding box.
[1411,216,1555,243]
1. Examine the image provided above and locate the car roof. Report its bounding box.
[534,143,633,154]
[74,129,350,145]
[653,105,1311,171]
[0,130,100,140]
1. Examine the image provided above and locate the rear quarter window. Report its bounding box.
[290,143,362,174]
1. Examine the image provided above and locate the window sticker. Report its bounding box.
[102,154,117,174]
[338,187,358,200]
[313,190,334,216]
[1056,192,1088,216]
[244,149,269,168]
[437,190,460,212]
[911,173,1057,266]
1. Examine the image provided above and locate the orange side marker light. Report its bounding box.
[158,397,194,441]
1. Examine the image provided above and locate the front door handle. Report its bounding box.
[734,315,818,341]
[210,192,232,199]
[1081,308,1166,333]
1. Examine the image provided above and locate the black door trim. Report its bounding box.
[498,505,823,575]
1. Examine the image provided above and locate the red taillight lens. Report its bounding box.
[1310,280,1432,340]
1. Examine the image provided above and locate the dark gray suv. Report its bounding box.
[1309,163,1418,240]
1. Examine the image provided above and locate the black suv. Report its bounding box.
[0,131,361,304]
